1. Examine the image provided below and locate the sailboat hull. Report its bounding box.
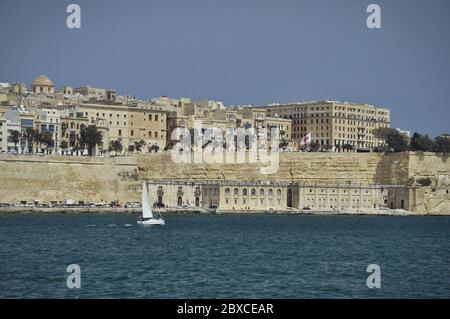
[139,181,165,226]
[137,218,165,226]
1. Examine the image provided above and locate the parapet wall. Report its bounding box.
[0,152,448,213]
[137,152,410,184]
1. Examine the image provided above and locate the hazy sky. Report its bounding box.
[0,0,449,136]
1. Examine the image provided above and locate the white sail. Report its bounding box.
[142,181,153,219]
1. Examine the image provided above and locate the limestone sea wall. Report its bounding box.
[0,155,140,204]
[407,152,450,215]
[136,152,410,185]
[0,152,449,214]
[408,152,450,181]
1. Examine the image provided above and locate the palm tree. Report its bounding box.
[134,139,146,153]
[342,143,354,152]
[60,140,68,151]
[41,131,53,154]
[279,139,289,149]
[10,130,20,152]
[80,126,103,156]
[309,141,320,152]
[149,144,160,153]
[109,140,123,153]
[23,127,35,153]
[69,131,77,147]
[34,130,43,153]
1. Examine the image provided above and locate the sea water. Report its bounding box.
[0,213,449,298]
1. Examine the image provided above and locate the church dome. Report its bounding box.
[32,75,54,87]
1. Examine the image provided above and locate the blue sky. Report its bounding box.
[0,0,449,136]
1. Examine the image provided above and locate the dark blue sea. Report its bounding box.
[0,213,449,298]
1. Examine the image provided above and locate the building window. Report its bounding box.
[225,188,230,196]
[251,188,256,196]
[149,114,152,121]
[131,130,134,137]
[155,115,159,121]
[234,188,239,196]
[118,129,122,136]
[243,189,248,196]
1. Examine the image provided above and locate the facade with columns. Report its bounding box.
[146,180,408,212]
[147,180,203,208]
[296,184,388,211]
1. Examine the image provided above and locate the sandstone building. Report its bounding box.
[166,105,293,150]
[0,75,392,156]
[58,103,168,154]
[262,100,390,151]
[147,180,395,212]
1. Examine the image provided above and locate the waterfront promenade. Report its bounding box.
[0,206,422,216]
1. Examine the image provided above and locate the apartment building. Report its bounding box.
[262,100,390,151]
[235,107,292,146]
[35,108,61,152]
[70,102,168,153]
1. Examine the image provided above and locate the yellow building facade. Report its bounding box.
[263,100,390,151]
[74,103,167,152]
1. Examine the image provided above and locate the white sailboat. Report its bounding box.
[137,181,165,226]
